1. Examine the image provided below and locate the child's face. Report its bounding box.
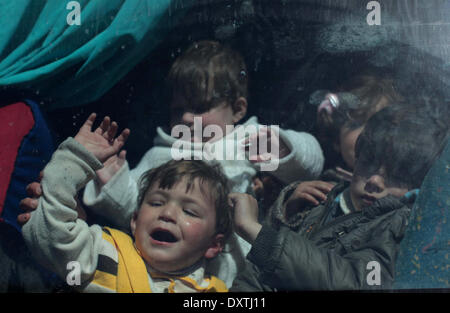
[338,126,364,170]
[349,167,409,211]
[131,178,223,273]
[170,95,243,142]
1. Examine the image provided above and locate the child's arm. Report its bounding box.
[82,146,166,230]
[228,193,262,244]
[230,193,408,290]
[22,114,129,283]
[82,154,138,230]
[232,221,403,291]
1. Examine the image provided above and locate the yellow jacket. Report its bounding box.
[89,227,228,293]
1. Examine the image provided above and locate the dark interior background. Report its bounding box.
[6,0,450,168]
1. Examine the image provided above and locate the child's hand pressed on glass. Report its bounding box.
[242,126,290,162]
[74,113,130,163]
[95,151,127,187]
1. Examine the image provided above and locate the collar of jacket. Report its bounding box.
[327,182,417,217]
[361,190,417,219]
[269,181,417,229]
[330,182,416,218]
[268,181,348,229]
[314,182,416,227]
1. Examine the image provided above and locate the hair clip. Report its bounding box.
[318,93,340,114]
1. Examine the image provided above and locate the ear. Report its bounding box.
[130,211,139,236]
[231,97,248,124]
[203,234,225,259]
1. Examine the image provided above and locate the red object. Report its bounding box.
[0,102,35,216]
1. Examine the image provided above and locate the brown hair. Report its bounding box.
[317,74,403,148]
[355,102,449,189]
[136,160,232,240]
[166,40,248,115]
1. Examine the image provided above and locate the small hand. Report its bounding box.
[74,113,130,163]
[228,193,261,244]
[18,171,44,225]
[284,181,335,219]
[95,150,127,188]
[243,126,290,162]
[335,166,353,182]
[251,176,264,198]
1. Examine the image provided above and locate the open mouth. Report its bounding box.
[150,229,178,243]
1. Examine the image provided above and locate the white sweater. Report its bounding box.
[21,138,218,292]
[83,116,324,287]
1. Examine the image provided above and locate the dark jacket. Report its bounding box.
[0,221,64,292]
[231,182,414,291]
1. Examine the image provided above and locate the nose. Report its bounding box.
[364,174,385,194]
[158,203,178,224]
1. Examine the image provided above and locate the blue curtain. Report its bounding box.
[0,0,189,110]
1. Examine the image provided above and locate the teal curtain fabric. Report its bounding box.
[0,0,186,109]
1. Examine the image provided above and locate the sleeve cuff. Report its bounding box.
[272,129,324,183]
[83,160,131,205]
[247,223,282,273]
[60,137,103,172]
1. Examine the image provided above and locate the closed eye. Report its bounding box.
[183,208,199,218]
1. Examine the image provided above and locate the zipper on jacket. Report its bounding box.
[304,182,352,240]
[307,210,362,240]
